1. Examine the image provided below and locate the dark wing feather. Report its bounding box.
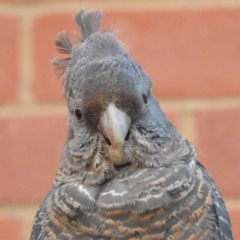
[30,184,102,240]
[197,162,234,240]
[30,190,53,240]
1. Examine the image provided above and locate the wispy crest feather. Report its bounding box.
[52,31,73,78]
[52,57,71,79]
[74,9,103,41]
[52,9,103,78]
[54,31,73,55]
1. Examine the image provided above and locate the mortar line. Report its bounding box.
[0,198,240,213]
[1,96,240,115]
[159,97,240,111]
[1,198,240,213]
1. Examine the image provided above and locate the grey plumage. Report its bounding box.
[30,9,234,240]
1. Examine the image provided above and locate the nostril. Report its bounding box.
[104,136,112,146]
[125,130,130,141]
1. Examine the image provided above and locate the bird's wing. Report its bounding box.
[97,163,217,239]
[197,162,234,240]
[31,162,232,240]
[30,184,101,240]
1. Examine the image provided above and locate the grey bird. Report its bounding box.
[30,9,234,240]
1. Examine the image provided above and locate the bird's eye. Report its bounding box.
[75,109,83,121]
[142,94,148,104]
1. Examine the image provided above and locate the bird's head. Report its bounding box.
[53,10,187,186]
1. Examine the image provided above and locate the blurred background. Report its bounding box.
[0,0,240,239]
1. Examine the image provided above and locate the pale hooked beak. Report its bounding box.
[98,103,131,165]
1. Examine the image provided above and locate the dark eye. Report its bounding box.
[75,109,83,121]
[142,94,148,104]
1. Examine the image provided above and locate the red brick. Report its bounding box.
[2,0,149,2]
[103,9,240,98]
[0,112,67,203]
[0,0,51,2]
[0,16,20,103]
[228,206,240,239]
[0,216,23,240]
[0,0,56,2]
[0,0,97,3]
[195,108,240,197]
[33,8,240,101]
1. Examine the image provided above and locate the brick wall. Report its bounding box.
[0,1,240,239]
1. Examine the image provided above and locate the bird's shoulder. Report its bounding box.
[30,184,101,240]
